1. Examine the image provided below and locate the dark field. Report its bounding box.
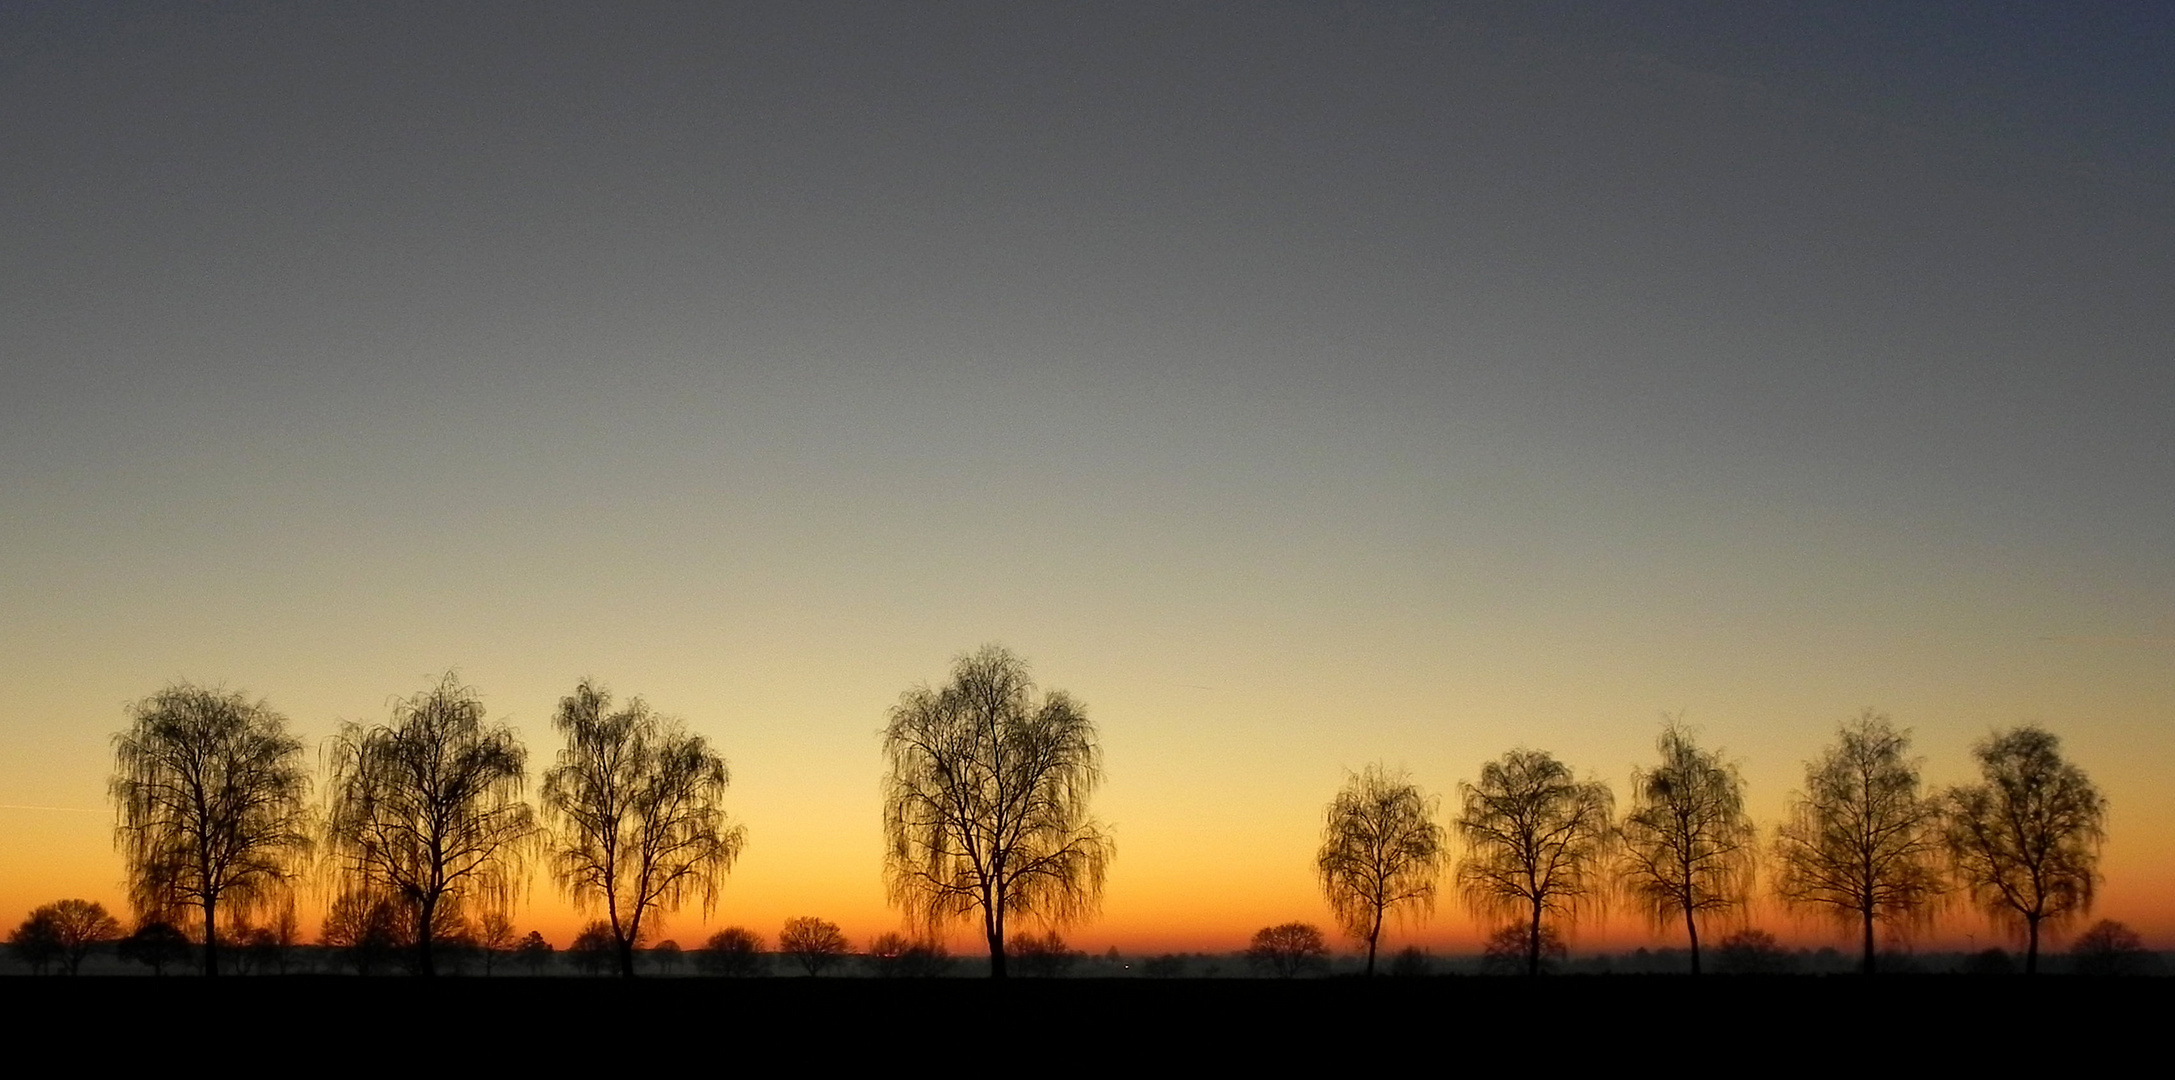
[4,975,2161,1064]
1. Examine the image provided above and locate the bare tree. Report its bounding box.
[541,679,745,978]
[324,674,536,977]
[117,920,191,975]
[477,911,517,975]
[1455,748,1615,976]
[697,927,766,976]
[13,900,123,976]
[865,931,952,977]
[1712,928,1796,975]
[2069,919,2154,976]
[1617,720,1757,974]
[515,930,554,974]
[1246,922,1329,978]
[111,683,313,976]
[778,916,849,976]
[1317,765,1445,976]
[1480,921,1567,975]
[882,645,1113,977]
[1943,725,2107,975]
[1771,710,1944,974]
[319,889,409,975]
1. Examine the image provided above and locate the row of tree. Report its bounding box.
[1313,711,2108,976]
[74,647,2117,979]
[110,675,740,977]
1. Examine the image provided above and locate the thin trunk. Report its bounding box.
[1365,905,1383,978]
[202,897,220,977]
[1861,908,1876,975]
[417,895,438,977]
[1527,901,1544,977]
[2025,916,2040,976]
[1686,907,1701,976]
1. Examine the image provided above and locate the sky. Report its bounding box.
[3,1,2170,957]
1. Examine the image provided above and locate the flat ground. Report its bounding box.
[4,975,2157,1065]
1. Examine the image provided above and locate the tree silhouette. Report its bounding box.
[1772,711,1944,974]
[570,920,619,976]
[1245,923,1329,978]
[1008,929,1080,977]
[1712,928,1795,975]
[697,927,766,976]
[882,645,1113,977]
[778,916,848,976]
[541,680,745,978]
[10,900,122,976]
[515,930,554,974]
[117,920,192,975]
[1317,765,1444,976]
[1455,748,1615,976]
[111,683,312,976]
[319,890,408,975]
[865,931,952,977]
[477,911,518,975]
[325,674,537,977]
[650,939,684,974]
[1943,725,2106,975]
[1480,921,1566,975]
[1617,721,1757,974]
[2069,919,2154,976]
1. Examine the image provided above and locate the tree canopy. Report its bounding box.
[1944,725,2106,974]
[1617,721,1756,973]
[1456,748,1614,976]
[1317,765,1444,976]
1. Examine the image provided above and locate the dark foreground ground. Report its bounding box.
[5,975,2162,1065]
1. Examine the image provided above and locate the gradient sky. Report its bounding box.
[4,2,2170,956]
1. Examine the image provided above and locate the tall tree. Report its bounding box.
[541,680,744,978]
[1944,725,2106,974]
[324,674,536,976]
[1455,748,1614,976]
[1617,720,1757,974]
[1316,765,1445,976]
[110,683,312,976]
[882,644,1113,978]
[1772,710,1944,973]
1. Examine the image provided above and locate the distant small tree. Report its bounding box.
[8,911,62,974]
[697,927,766,976]
[1963,948,2016,976]
[570,920,619,976]
[117,920,192,975]
[1317,765,1445,976]
[12,900,122,976]
[320,891,408,975]
[1245,923,1329,978]
[650,939,684,974]
[1142,954,1187,978]
[779,916,849,976]
[477,911,518,975]
[1009,929,1081,978]
[1480,922,1566,975]
[1712,928,1795,975]
[1456,748,1615,976]
[515,930,554,974]
[1618,720,1757,974]
[1772,711,1944,974]
[865,931,952,977]
[1944,725,2107,975]
[2069,919,2154,976]
[1388,945,1432,977]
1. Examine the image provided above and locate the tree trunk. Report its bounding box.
[202,897,220,977]
[1686,907,1701,976]
[1365,903,1383,973]
[1527,901,1544,977]
[2025,915,2040,976]
[1861,908,1876,975]
[417,895,438,977]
